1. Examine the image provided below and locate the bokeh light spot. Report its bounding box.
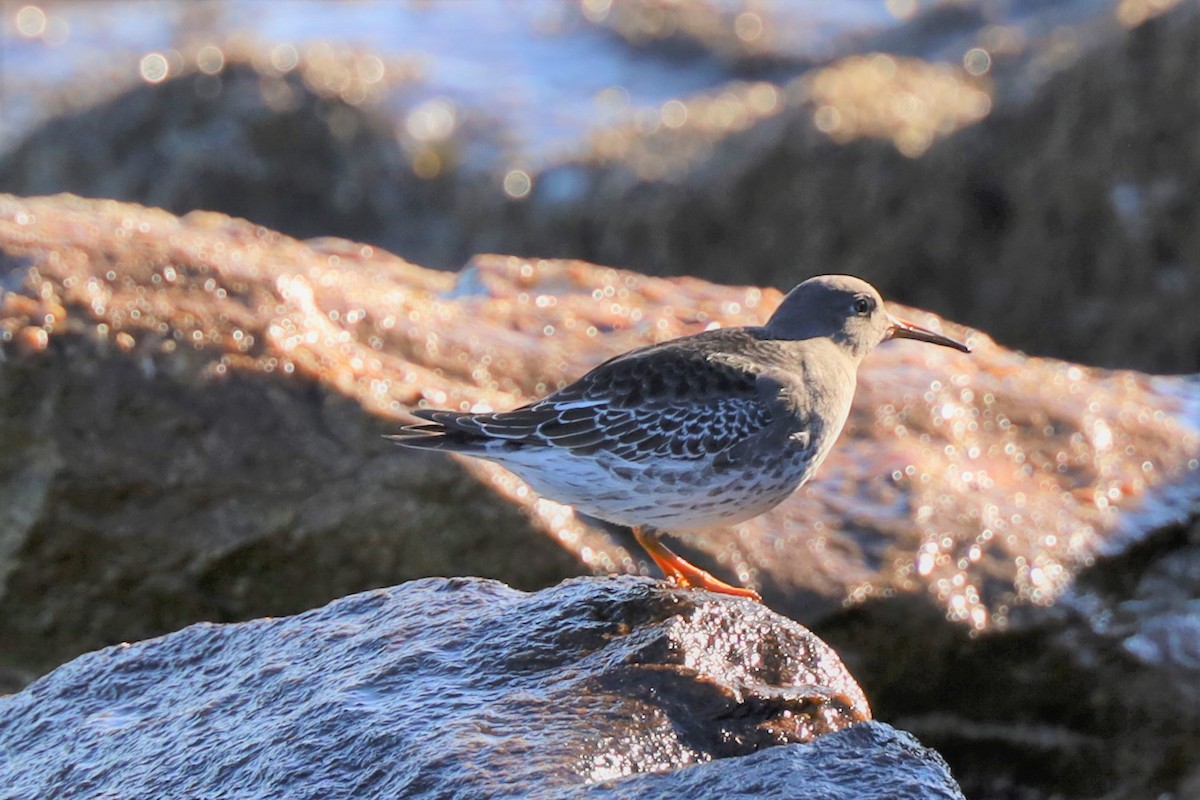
[885,0,918,20]
[813,105,841,133]
[139,53,169,84]
[405,98,457,142]
[661,99,687,128]
[963,48,991,75]
[581,0,613,23]
[15,5,46,38]
[196,45,225,75]
[358,55,385,84]
[503,169,532,199]
[412,149,442,179]
[734,12,763,43]
[270,43,299,73]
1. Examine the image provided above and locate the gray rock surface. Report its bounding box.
[584,723,964,800]
[0,576,963,799]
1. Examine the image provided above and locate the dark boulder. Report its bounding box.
[0,576,962,799]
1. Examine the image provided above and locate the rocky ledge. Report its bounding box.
[2,194,1198,798]
[0,576,964,799]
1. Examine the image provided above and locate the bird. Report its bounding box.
[389,274,970,600]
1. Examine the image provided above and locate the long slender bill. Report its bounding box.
[887,316,971,353]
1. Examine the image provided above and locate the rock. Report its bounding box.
[0,194,585,691]
[4,193,1196,636]
[495,3,1200,374]
[0,57,494,270]
[2,194,1199,798]
[5,5,1200,373]
[585,723,964,800]
[0,576,965,799]
[818,522,1200,800]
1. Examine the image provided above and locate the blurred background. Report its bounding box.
[3,0,1197,373]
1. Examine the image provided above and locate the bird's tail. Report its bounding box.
[385,409,491,453]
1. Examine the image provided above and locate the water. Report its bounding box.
[0,0,722,154]
[0,0,1116,159]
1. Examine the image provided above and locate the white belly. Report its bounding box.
[479,443,819,530]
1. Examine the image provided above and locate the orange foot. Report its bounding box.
[633,526,763,602]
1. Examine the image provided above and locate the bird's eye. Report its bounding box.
[853,296,875,316]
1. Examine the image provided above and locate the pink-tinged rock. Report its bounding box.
[423,255,1200,632]
[0,194,591,690]
[2,194,1198,651]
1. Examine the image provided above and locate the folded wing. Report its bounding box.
[389,333,789,462]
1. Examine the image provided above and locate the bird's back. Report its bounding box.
[393,327,779,458]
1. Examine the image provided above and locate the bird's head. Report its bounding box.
[764,274,970,361]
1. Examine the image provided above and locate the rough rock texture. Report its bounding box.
[0,195,586,691]
[821,518,1200,800]
[0,577,965,799]
[2,194,1199,798]
[586,724,964,800]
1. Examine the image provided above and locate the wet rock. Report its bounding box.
[574,0,1111,75]
[5,194,1195,642]
[4,5,1200,374]
[497,3,1200,374]
[0,194,585,691]
[834,517,1200,800]
[0,577,964,799]
[585,722,964,800]
[2,194,1198,798]
[571,0,839,72]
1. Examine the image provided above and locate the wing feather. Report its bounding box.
[393,329,803,462]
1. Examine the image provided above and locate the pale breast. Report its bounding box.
[487,436,820,530]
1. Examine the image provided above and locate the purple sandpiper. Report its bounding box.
[390,275,970,600]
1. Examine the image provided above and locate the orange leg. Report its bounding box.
[633,526,762,602]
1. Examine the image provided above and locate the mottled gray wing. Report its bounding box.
[410,337,800,462]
